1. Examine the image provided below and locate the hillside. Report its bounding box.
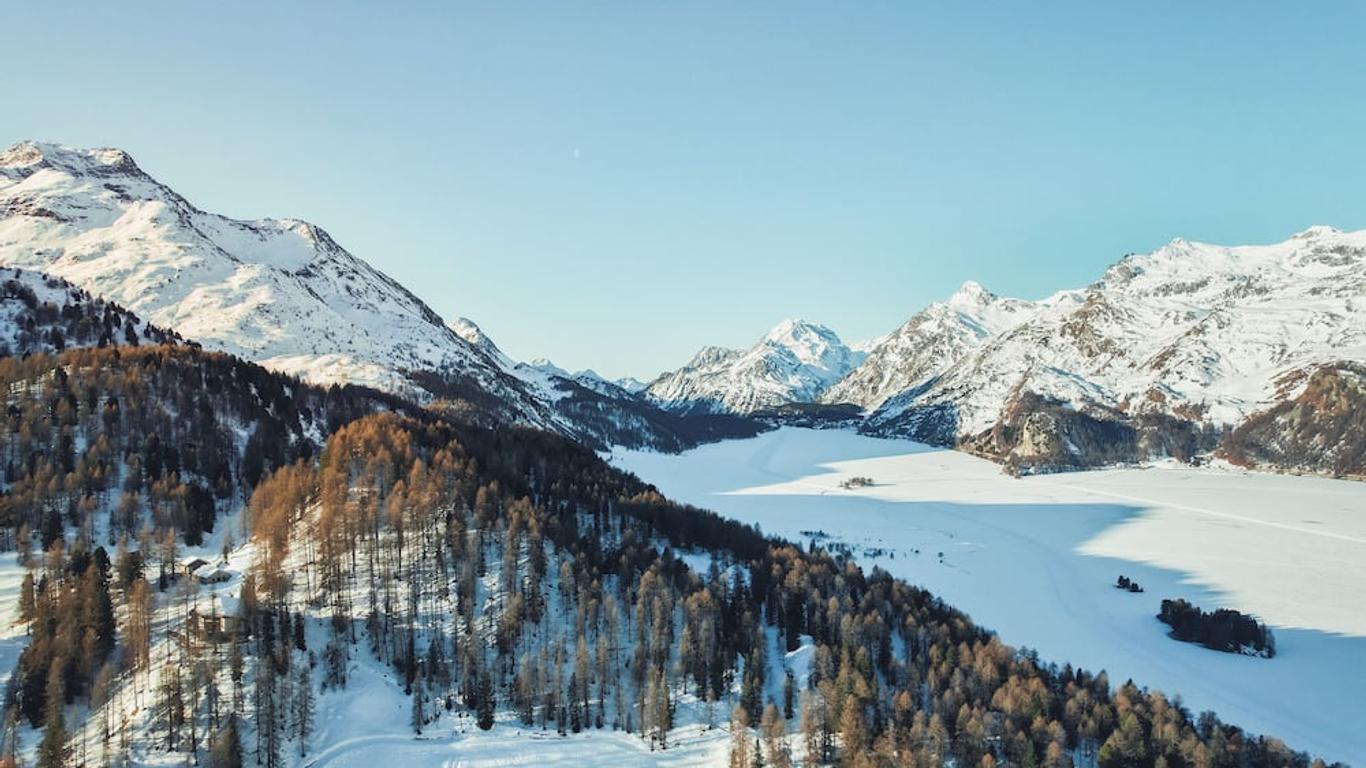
[0,267,183,357]
[0,142,743,454]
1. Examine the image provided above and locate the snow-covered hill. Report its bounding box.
[0,141,734,451]
[646,319,864,414]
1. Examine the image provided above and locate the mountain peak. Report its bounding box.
[947,280,993,307]
[0,140,142,178]
[527,357,571,378]
[1292,224,1342,240]
[762,317,838,345]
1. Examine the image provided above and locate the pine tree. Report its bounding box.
[295,665,314,755]
[800,690,824,766]
[17,573,35,623]
[728,706,750,768]
[761,703,790,768]
[839,696,868,759]
[410,668,425,734]
[476,670,496,731]
[37,662,67,768]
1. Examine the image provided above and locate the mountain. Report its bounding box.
[646,318,864,414]
[0,141,742,451]
[610,375,650,394]
[639,228,1365,476]
[0,141,539,402]
[823,280,1053,411]
[866,227,1366,473]
[445,316,764,450]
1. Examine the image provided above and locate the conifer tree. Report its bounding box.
[296,665,314,755]
[728,706,750,768]
[37,662,67,768]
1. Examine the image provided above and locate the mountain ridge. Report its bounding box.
[0,140,749,452]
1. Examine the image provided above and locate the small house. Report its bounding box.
[197,568,233,585]
[189,593,246,641]
[179,557,209,577]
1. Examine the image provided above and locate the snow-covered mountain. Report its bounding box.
[646,319,865,414]
[641,228,1365,475]
[0,140,746,451]
[822,281,1054,411]
[0,141,537,402]
[866,227,1366,472]
[611,375,650,394]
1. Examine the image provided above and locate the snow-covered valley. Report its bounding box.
[614,428,1366,765]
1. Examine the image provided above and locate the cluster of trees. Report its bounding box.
[0,269,183,358]
[0,344,421,550]
[1158,599,1276,658]
[1116,576,1144,593]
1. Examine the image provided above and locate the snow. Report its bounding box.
[612,427,1366,765]
[869,227,1366,438]
[0,141,567,432]
[824,280,1051,412]
[0,553,28,692]
[647,319,864,414]
[306,653,732,768]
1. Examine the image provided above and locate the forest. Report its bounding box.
[0,320,1339,768]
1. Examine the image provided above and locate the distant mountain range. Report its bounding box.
[3,140,1361,476]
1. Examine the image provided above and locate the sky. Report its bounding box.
[5,2,1366,379]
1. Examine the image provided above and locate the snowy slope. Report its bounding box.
[823,281,1056,411]
[0,265,181,356]
[0,141,722,450]
[610,375,650,394]
[0,141,550,412]
[647,319,865,414]
[868,227,1366,466]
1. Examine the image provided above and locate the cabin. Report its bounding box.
[179,557,209,578]
[197,568,233,585]
[188,593,246,641]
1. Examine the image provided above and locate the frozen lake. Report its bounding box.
[614,428,1366,765]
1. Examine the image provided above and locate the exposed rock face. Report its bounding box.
[1221,363,1366,478]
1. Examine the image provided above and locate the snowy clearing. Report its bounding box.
[613,428,1366,765]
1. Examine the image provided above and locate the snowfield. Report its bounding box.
[613,428,1366,765]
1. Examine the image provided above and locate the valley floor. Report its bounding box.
[613,428,1366,766]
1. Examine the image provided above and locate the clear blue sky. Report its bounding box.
[6,2,1366,379]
